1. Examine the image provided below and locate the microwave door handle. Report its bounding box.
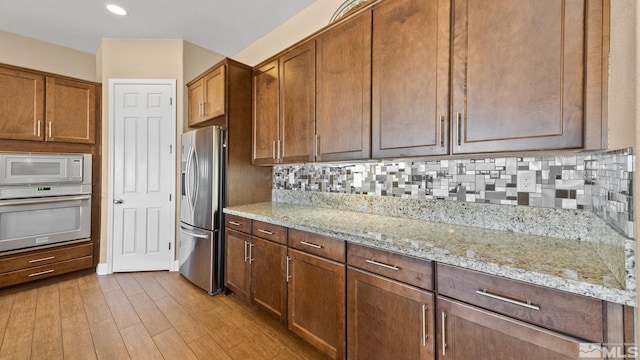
[0,194,91,206]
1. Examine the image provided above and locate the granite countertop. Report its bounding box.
[224,202,635,306]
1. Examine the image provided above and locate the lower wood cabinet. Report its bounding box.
[287,248,346,359]
[437,297,590,360]
[224,227,287,323]
[347,267,434,359]
[0,240,93,288]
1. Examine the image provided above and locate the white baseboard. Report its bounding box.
[96,263,111,275]
[171,260,180,272]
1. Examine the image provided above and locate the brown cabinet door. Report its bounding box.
[347,268,434,360]
[316,11,372,162]
[250,236,287,323]
[252,60,280,165]
[288,249,345,359]
[45,77,96,144]
[437,297,592,360]
[451,0,585,153]
[280,41,316,163]
[188,79,204,127]
[224,229,250,301]
[372,0,450,158]
[204,65,226,120]
[0,67,44,141]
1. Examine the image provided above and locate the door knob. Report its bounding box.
[113,199,124,204]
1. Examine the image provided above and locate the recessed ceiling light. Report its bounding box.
[106,4,127,16]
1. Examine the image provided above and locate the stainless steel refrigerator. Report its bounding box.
[179,126,225,295]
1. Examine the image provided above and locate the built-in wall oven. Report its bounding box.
[0,153,92,253]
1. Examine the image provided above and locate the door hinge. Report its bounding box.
[169,144,172,154]
[170,97,173,105]
[169,194,172,201]
[169,243,171,250]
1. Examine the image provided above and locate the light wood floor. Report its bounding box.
[0,271,327,360]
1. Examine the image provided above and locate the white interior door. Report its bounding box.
[111,81,175,272]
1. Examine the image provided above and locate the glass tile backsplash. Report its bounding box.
[273,148,635,238]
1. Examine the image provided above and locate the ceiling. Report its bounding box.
[0,0,318,55]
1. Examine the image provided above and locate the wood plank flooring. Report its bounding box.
[0,271,327,359]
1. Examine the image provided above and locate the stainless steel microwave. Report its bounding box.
[0,153,91,186]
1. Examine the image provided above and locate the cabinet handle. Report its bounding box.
[203,101,207,116]
[277,140,281,160]
[257,229,274,235]
[441,312,447,356]
[200,101,204,117]
[228,221,241,226]
[37,120,41,137]
[421,304,428,346]
[286,256,291,282]
[365,259,400,271]
[272,141,277,160]
[475,290,540,311]
[244,241,249,262]
[29,269,55,277]
[439,114,445,147]
[249,243,254,264]
[300,241,322,249]
[455,112,461,147]
[48,121,52,138]
[29,256,55,264]
[316,134,321,158]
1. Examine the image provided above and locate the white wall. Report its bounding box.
[0,30,96,81]
[232,0,344,66]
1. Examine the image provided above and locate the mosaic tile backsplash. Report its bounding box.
[273,148,635,238]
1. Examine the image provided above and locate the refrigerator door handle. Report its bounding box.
[184,147,194,212]
[179,225,209,239]
[191,148,199,209]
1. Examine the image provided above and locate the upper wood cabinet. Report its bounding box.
[372,0,450,158]
[316,11,372,162]
[451,0,585,154]
[252,60,280,165]
[46,77,96,144]
[0,67,44,142]
[280,42,316,164]
[187,64,226,127]
[252,41,316,165]
[0,66,97,144]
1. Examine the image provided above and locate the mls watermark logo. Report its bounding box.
[579,343,638,358]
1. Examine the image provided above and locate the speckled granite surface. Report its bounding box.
[224,202,636,306]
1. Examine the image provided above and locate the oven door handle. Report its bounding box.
[0,194,91,206]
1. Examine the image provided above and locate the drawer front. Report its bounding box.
[0,242,93,273]
[225,214,252,234]
[252,221,287,245]
[0,256,93,288]
[437,263,604,342]
[347,243,433,290]
[288,229,345,263]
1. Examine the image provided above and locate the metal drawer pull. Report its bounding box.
[258,229,274,235]
[365,259,400,271]
[476,290,540,311]
[228,221,241,226]
[29,269,55,277]
[286,256,291,282]
[37,120,41,137]
[300,241,322,249]
[29,256,56,264]
[244,241,249,262]
[421,304,428,346]
[249,243,255,264]
[442,312,447,355]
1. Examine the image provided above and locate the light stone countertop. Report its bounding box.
[224,202,635,306]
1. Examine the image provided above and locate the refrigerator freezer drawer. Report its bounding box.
[178,223,221,294]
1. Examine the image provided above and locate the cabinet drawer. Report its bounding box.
[437,263,603,342]
[225,214,252,234]
[0,256,93,288]
[347,243,433,290]
[0,242,93,273]
[252,221,287,245]
[288,229,345,263]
